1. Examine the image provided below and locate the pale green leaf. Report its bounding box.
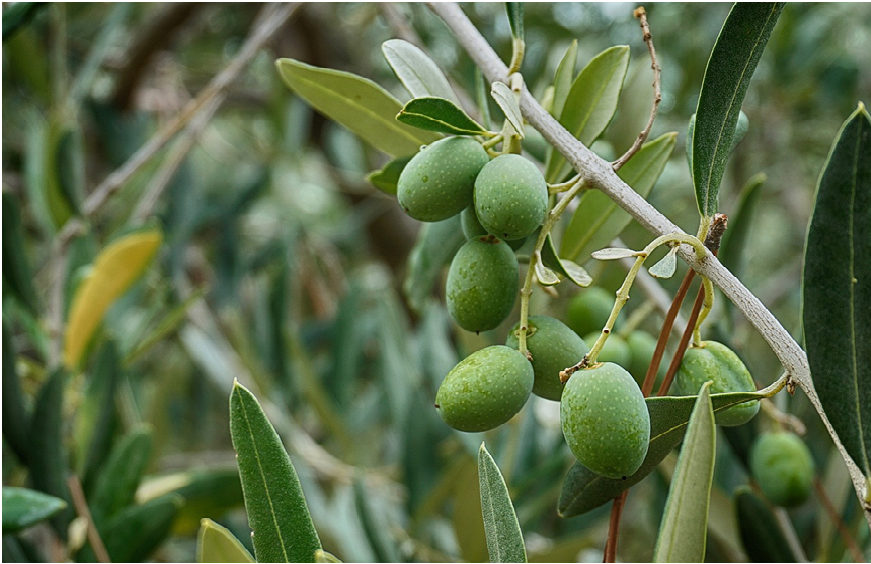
[478,443,527,563]
[534,260,560,286]
[2,488,66,533]
[541,235,592,287]
[648,247,678,279]
[491,82,524,138]
[551,40,578,119]
[197,518,255,563]
[365,156,411,196]
[382,39,459,103]
[591,247,638,261]
[397,97,488,136]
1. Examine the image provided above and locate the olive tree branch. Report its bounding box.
[428,2,870,526]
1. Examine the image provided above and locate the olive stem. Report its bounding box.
[693,276,715,346]
[507,36,525,74]
[481,134,504,150]
[547,173,582,194]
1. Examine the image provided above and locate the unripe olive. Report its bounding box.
[435,345,534,432]
[583,332,632,369]
[505,316,589,401]
[474,154,547,240]
[673,341,759,426]
[397,137,489,222]
[567,288,614,338]
[446,236,518,332]
[627,331,665,387]
[750,432,814,507]
[561,362,650,479]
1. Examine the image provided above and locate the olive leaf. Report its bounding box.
[365,155,412,195]
[505,3,523,41]
[648,247,678,279]
[733,487,803,563]
[534,260,560,286]
[802,104,871,478]
[197,518,255,563]
[276,58,439,157]
[686,110,749,172]
[382,39,459,103]
[89,427,153,524]
[478,443,527,563]
[2,488,67,533]
[2,193,40,314]
[653,382,716,562]
[550,40,578,119]
[491,82,525,138]
[719,172,766,277]
[590,247,638,261]
[403,214,466,314]
[2,318,30,464]
[541,235,592,287]
[692,3,785,218]
[397,97,489,136]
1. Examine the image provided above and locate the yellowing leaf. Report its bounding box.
[64,229,162,369]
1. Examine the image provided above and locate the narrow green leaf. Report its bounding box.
[124,288,206,366]
[559,389,765,517]
[76,341,120,487]
[733,487,802,563]
[560,132,676,262]
[551,40,578,119]
[403,215,466,314]
[197,518,255,563]
[381,39,459,103]
[275,58,439,157]
[2,487,66,533]
[2,317,30,463]
[475,69,493,131]
[692,3,785,218]
[506,3,524,41]
[802,104,871,477]
[90,427,153,524]
[353,478,402,563]
[648,247,678,279]
[153,469,244,536]
[653,382,716,562]
[545,45,630,183]
[478,443,527,563]
[686,111,749,172]
[230,381,321,562]
[2,2,44,40]
[719,173,766,276]
[591,247,638,261]
[491,82,524,138]
[397,97,488,136]
[366,156,411,195]
[2,193,40,313]
[81,494,181,563]
[541,235,592,287]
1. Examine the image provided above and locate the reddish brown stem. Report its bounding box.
[657,282,706,396]
[640,268,695,397]
[67,475,110,563]
[603,491,629,563]
[814,478,865,563]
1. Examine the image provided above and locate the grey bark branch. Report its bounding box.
[428,2,870,524]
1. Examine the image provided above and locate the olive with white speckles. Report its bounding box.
[561,362,650,479]
[506,316,589,401]
[673,341,759,426]
[435,345,534,432]
[474,154,547,240]
[446,236,518,332]
[397,137,490,222]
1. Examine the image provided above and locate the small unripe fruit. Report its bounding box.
[474,154,547,240]
[567,287,614,337]
[435,345,534,432]
[461,206,527,250]
[397,137,489,222]
[561,362,650,479]
[627,331,666,387]
[505,316,589,401]
[446,236,518,332]
[750,432,814,507]
[583,332,632,369]
[673,341,759,426]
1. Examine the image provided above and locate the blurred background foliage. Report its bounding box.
[2,3,870,562]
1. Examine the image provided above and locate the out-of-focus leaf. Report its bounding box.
[124,289,205,366]
[2,194,40,313]
[81,495,181,563]
[2,317,30,463]
[4,28,50,104]
[397,97,488,136]
[2,488,66,533]
[692,3,785,218]
[377,292,416,426]
[719,173,766,277]
[734,487,801,562]
[64,229,162,370]
[382,39,458,103]
[802,105,871,478]
[478,443,527,563]
[403,214,465,313]
[314,550,342,563]
[2,2,44,40]
[366,156,411,195]
[46,126,83,228]
[545,46,630,183]
[197,518,255,564]
[230,381,321,562]
[68,4,130,104]
[276,58,439,157]
[506,3,523,41]
[453,459,488,563]
[141,469,244,536]
[559,388,766,517]
[353,478,402,563]
[76,341,121,488]
[491,82,524,138]
[475,69,492,130]
[561,132,676,262]
[90,427,153,524]
[653,383,716,562]
[551,40,577,119]
[29,368,72,537]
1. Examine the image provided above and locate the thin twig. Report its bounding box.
[604,491,628,563]
[657,283,705,396]
[612,6,661,171]
[641,268,695,396]
[815,478,866,564]
[428,4,871,525]
[67,475,110,564]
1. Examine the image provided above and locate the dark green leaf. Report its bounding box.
[506,3,523,41]
[653,383,716,562]
[403,215,465,313]
[558,389,766,517]
[734,487,802,562]
[550,40,577,119]
[2,317,30,463]
[802,104,871,477]
[719,173,766,277]
[560,132,676,262]
[2,193,40,314]
[365,156,412,196]
[382,39,458,103]
[230,381,322,562]
[479,443,527,563]
[275,58,439,157]
[2,2,44,40]
[475,69,492,131]
[2,488,66,533]
[90,427,153,524]
[545,45,630,183]
[197,518,255,563]
[162,469,244,536]
[397,97,488,136]
[686,110,749,172]
[124,289,206,366]
[541,235,592,287]
[692,3,785,218]
[353,478,402,563]
[76,341,120,488]
[82,494,181,563]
